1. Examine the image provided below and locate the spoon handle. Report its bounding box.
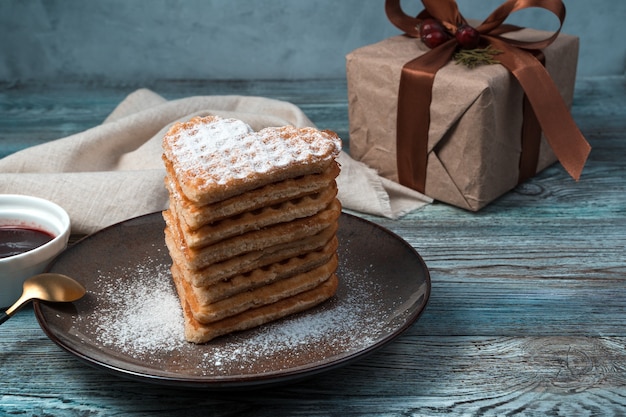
[0,311,9,325]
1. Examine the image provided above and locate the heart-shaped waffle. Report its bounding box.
[162,115,342,205]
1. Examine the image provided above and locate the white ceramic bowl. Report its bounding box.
[0,194,71,308]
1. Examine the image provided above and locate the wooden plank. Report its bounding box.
[3,310,626,416]
[0,76,624,415]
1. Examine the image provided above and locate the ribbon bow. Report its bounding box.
[385,0,591,194]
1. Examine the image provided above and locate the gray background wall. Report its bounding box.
[0,0,623,83]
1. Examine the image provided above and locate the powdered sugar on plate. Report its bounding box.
[79,251,400,376]
[90,260,186,355]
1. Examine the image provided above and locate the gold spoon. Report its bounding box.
[0,273,85,324]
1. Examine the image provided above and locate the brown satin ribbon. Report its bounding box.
[385,0,591,193]
[519,49,545,184]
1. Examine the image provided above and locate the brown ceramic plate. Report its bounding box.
[34,212,430,389]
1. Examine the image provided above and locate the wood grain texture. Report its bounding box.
[0,76,625,416]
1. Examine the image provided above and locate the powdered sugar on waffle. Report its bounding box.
[163,116,342,191]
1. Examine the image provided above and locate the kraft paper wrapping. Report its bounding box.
[346,28,579,211]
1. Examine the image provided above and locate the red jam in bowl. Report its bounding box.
[0,226,55,259]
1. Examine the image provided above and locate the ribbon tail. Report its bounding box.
[489,37,591,180]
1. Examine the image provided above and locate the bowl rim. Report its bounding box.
[0,194,71,263]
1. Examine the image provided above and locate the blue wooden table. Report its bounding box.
[0,76,625,416]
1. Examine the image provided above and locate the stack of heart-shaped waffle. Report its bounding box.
[161,115,342,343]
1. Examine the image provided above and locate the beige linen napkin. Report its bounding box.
[0,89,431,234]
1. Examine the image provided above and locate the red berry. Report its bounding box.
[422,31,450,49]
[419,18,446,38]
[455,24,480,49]
[419,19,450,49]
[419,18,450,49]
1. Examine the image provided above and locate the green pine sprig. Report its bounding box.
[453,45,503,69]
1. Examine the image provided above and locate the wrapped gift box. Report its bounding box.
[346,28,580,211]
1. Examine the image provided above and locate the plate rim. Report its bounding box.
[34,211,431,389]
